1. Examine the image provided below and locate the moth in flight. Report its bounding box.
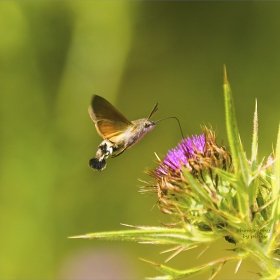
[88,95,183,171]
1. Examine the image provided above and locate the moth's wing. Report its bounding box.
[95,119,131,140]
[89,95,131,124]
[88,95,132,139]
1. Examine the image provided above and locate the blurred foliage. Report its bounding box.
[0,1,280,279]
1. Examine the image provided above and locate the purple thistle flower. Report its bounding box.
[157,134,206,176]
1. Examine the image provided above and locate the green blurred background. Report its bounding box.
[1,1,279,279]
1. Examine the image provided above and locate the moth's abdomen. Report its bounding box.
[89,140,115,171]
[89,157,107,171]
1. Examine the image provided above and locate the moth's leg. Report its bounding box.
[111,147,127,158]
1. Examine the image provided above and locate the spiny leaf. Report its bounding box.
[69,226,216,245]
[223,66,250,186]
[141,255,241,280]
[223,66,250,218]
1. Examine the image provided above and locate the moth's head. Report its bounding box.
[132,102,157,134]
[143,102,158,133]
[131,119,156,134]
[143,119,156,132]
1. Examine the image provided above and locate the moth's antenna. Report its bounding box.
[148,103,159,119]
[155,116,184,139]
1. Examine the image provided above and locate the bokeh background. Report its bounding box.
[1,1,280,279]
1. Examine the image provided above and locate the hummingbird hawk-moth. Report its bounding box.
[88,95,183,171]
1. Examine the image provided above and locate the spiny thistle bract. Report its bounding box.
[70,68,280,279]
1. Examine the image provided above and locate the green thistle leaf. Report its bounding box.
[223,66,250,187]
[140,255,242,280]
[69,224,219,245]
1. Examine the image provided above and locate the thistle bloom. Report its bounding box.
[157,128,231,175]
[156,134,206,176]
[146,127,232,220]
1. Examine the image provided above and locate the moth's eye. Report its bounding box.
[144,122,150,128]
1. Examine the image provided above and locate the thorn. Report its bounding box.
[154,152,161,162]
[197,244,210,259]
[139,258,160,267]
[120,223,134,228]
[223,65,228,84]
[68,234,88,239]
[235,259,242,274]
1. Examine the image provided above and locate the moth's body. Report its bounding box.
[88,95,157,171]
[96,119,155,156]
[106,119,156,149]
